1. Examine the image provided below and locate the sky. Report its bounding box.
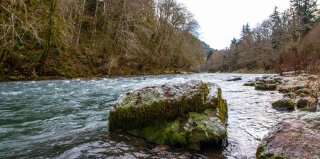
[177,0,291,50]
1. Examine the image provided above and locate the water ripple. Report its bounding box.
[0,74,303,158]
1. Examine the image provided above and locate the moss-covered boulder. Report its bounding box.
[108,80,228,150]
[271,98,295,111]
[256,112,320,159]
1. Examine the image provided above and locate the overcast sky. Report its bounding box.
[177,0,291,50]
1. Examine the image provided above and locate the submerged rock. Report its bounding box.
[109,80,228,150]
[271,98,295,111]
[255,84,277,91]
[226,76,242,81]
[257,112,320,158]
[243,81,255,86]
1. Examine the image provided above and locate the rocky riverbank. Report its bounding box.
[244,74,319,112]
[244,73,320,158]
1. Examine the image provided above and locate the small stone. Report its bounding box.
[243,82,255,86]
[226,76,242,81]
[296,88,312,95]
[274,77,283,82]
[308,75,318,81]
[297,97,317,111]
[264,79,276,84]
[151,146,170,153]
[255,77,263,81]
[272,98,295,111]
[299,93,308,97]
[255,84,277,91]
[283,92,297,99]
[235,155,248,159]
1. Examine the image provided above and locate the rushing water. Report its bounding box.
[0,73,302,158]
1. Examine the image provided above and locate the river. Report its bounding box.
[0,73,301,158]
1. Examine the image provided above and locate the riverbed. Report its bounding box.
[0,73,302,158]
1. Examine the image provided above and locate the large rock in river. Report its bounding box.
[256,112,320,158]
[109,80,228,150]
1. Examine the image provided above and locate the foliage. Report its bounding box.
[0,0,205,79]
[207,1,320,74]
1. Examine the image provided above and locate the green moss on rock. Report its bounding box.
[272,98,295,111]
[129,120,187,147]
[109,81,213,130]
[217,88,228,124]
[185,111,227,150]
[128,109,227,150]
[256,146,288,159]
[109,91,212,130]
[108,80,228,151]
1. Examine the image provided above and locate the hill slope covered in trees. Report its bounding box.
[207,0,320,74]
[0,0,206,80]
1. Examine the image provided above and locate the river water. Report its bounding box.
[0,73,301,158]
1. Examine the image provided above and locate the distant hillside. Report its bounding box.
[0,0,206,81]
[201,41,216,67]
[206,1,320,73]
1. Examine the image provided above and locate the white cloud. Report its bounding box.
[177,0,291,49]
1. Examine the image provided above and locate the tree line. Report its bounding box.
[207,0,320,74]
[0,0,205,79]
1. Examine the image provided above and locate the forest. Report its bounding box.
[2,0,320,81]
[0,0,205,80]
[207,0,320,74]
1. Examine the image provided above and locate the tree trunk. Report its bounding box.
[76,0,86,48]
[39,0,56,71]
[91,0,99,46]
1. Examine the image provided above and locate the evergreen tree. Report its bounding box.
[241,23,251,38]
[290,0,318,35]
[270,6,284,50]
[230,38,238,48]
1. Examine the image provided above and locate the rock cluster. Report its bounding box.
[109,80,228,150]
[244,75,283,91]
[245,74,319,112]
[276,74,319,111]
[253,74,320,158]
